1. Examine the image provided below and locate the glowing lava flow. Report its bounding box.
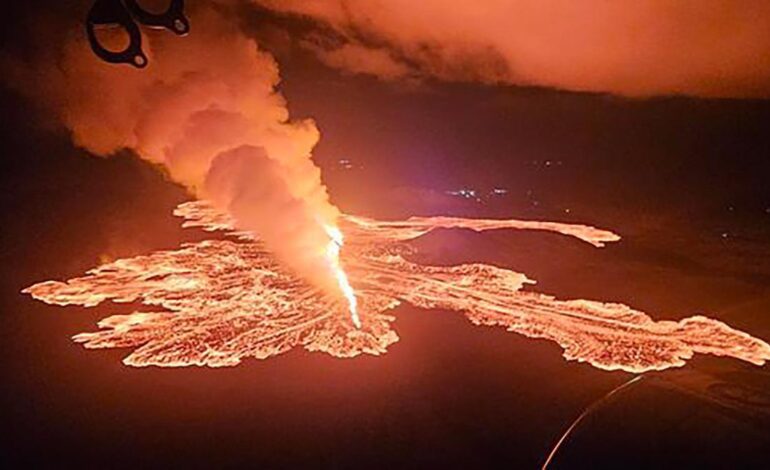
[324,224,360,328]
[23,201,770,371]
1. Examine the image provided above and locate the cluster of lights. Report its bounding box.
[445,187,508,202]
[338,159,354,170]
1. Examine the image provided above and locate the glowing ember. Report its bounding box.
[23,201,770,371]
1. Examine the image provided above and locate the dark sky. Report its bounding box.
[269,34,770,243]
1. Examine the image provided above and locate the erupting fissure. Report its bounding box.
[22,201,770,371]
[11,1,770,373]
[324,224,360,328]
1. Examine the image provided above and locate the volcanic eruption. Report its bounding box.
[10,1,770,373]
[6,3,360,323]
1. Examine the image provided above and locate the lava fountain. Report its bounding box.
[23,201,770,372]
[324,224,360,328]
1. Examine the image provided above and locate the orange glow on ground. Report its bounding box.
[23,201,770,371]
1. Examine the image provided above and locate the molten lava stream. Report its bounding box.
[324,224,360,328]
[22,201,770,371]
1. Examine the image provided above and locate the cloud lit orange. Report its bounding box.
[256,0,770,97]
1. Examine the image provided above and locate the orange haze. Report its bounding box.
[255,0,770,98]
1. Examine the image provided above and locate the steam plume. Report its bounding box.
[6,4,344,294]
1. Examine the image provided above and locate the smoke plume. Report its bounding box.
[255,0,770,98]
[5,3,343,293]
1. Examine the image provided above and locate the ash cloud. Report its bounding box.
[254,0,770,98]
[4,2,342,293]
